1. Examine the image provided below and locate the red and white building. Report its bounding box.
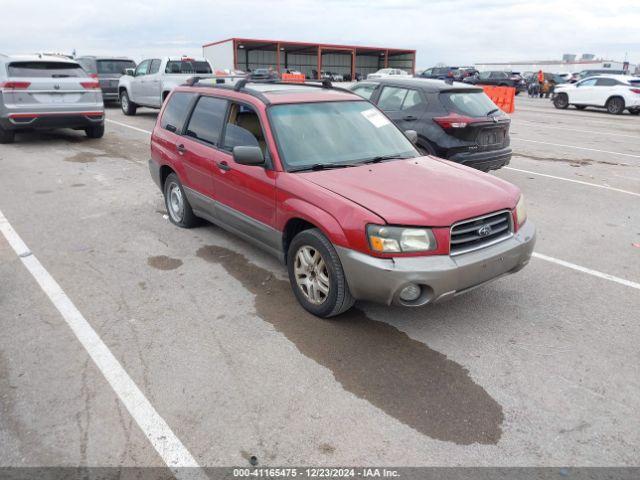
[202,37,416,80]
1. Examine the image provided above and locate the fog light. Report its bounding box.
[399,284,421,302]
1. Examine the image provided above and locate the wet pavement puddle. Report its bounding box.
[197,245,504,445]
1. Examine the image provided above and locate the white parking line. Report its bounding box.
[511,137,640,158]
[533,252,640,291]
[106,118,152,135]
[512,119,640,140]
[0,209,206,480]
[503,166,640,197]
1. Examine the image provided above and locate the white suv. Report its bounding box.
[553,75,640,115]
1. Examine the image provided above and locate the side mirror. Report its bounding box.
[124,68,135,76]
[233,146,264,166]
[404,130,418,144]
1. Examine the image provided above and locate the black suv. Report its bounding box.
[463,71,526,93]
[76,56,136,103]
[350,78,512,172]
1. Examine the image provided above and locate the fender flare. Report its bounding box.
[279,198,350,248]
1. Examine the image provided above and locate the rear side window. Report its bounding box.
[97,59,136,74]
[377,86,407,111]
[165,60,212,74]
[440,91,499,117]
[160,92,195,132]
[185,96,227,145]
[8,61,86,78]
[595,78,619,86]
[402,90,423,110]
[77,58,96,73]
[148,59,161,75]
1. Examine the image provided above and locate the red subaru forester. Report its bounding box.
[149,78,535,318]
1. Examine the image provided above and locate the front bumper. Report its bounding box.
[449,146,512,172]
[336,220,536,307]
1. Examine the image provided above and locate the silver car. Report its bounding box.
[0,54,105,144]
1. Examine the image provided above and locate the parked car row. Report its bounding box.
[149,78,535,317]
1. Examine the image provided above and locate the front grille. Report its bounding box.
[450,210,513,255]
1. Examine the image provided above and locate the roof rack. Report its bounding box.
[182,75,355,105]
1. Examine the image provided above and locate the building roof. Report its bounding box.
[475,59,627,66]
[203,37,415,54]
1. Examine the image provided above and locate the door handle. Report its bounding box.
[176,144,186,155]
[217,160,231,171]
[403,115,417,121]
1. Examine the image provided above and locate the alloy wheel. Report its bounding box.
[294,246,330,305]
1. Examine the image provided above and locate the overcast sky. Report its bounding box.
[1,0,639,67]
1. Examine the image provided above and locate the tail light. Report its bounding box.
[89,73,99,79]
[0,81,31,90]
[433,114,476,130]
[630,88,640,94]
[80,81,100,89]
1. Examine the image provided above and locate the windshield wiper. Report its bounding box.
[486,108,500,116]
[289,163,358,173]
[359,154,413,164]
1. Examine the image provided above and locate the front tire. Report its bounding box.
[553,93,569,109]
[163,173,199,228]
[0,125,15,144]
[606,96,625,115]
[120,90,137,116]
[85,125,105,138]
[287,228,355,318]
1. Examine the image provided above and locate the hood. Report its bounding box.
[299,157,520,227]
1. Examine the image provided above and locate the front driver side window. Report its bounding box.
[222,103,268,159]
[479,72,491,80]
[135,60,150,77]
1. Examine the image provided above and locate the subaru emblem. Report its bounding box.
[478,225,493,237]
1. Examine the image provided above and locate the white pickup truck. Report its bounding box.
[118,57,213,115]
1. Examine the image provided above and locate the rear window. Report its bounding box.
[440,91,499,117]
[165,60,212,74]
[97,60,136,74]
[184,96,228,145]
[8,61,86,78]
[628,79,640,86]
[160,92,196,132]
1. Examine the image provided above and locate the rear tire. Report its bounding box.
[553,93,569,109]
[85,125,105,138]
[163,173,199,228]
[0,126,15,144]
[606,96,625,115]
[120,90,137,116]
[287,228,355,318]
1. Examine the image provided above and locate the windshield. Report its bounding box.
[97,59,136,74]
[269,101,417,170]
[440,91,500,117]
[165,60,212,74]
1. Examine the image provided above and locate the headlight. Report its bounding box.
[367,225,436,253]
[515,194,527,226]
